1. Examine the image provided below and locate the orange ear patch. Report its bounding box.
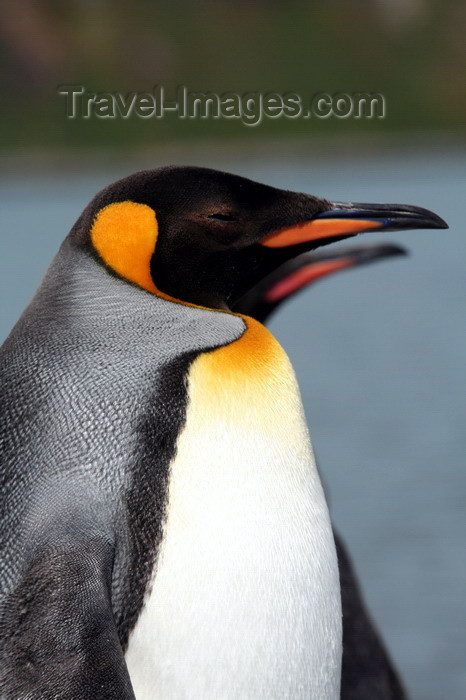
[90,201,158,294]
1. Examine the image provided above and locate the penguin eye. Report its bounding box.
[208,213,239,222]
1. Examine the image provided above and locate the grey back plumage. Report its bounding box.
[0,237,244,625]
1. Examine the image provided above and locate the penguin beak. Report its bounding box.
[262,244,407,302]
[234,242,407,320]
[261,202,448,248]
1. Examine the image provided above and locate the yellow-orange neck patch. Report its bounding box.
[91,201,158,294]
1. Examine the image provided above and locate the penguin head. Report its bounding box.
[73,166,447,310]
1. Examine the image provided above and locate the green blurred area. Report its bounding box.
[1,0,465,152]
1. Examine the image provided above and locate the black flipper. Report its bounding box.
[0,537,135,700]
[336,532,408,700]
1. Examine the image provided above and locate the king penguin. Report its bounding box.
[234,242,409,700]
[0,166,447,700]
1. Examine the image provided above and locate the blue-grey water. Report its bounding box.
[1,150,465,699]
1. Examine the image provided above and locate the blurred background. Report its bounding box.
[1,1,465,698]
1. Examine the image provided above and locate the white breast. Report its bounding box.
[125,321,341,699]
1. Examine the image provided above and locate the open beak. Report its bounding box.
[262,202,448,248]
[234,242,407,321]
[262,243,407,303]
